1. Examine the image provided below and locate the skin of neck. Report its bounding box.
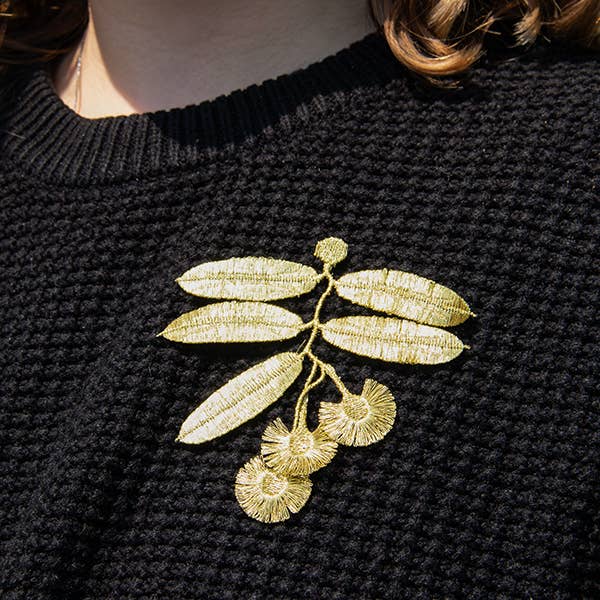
[52,0,375,119]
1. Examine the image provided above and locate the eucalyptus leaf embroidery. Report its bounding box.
[159,237,475,523]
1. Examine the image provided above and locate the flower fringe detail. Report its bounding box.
[319,379,396,446]
[235,455,312,523]
[261,418,338,476]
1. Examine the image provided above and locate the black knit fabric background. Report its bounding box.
[0,33,598,599]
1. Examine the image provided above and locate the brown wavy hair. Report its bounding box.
[0,0,598,86]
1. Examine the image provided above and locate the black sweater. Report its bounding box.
[0,32,598,599]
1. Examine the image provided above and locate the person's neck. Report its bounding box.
[52,0,375,119]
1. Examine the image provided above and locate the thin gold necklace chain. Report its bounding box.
[73,27,87,114]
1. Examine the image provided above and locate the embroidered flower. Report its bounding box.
[261,418,338,476]
[319,379,396,446]
[235,455,312,523]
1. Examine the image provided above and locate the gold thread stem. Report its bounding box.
[292,263,338,430]
[292,360,318,430]
[306,351,350,397]
[300,265,335,359]
[292,365,327,431]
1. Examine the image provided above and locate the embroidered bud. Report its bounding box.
[235,455,312,523]
[319,379,396,446]
[314,237,348,266]
[261,418,338,476]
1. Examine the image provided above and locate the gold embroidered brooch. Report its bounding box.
[159,237,475,523]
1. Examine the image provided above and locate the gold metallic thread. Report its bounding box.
[319,379,396,447]
[160,236,475,522]
[177,256,321,301]
[235,455,312,523]
[176,352,303,444]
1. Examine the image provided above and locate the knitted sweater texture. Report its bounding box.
[0,32,598,599]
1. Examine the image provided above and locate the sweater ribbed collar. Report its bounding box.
[0,32,404,185]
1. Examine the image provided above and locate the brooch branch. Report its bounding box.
[159,237,475,522]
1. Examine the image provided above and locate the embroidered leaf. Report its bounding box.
[159,301,305,343]
[321,316,467,364]
[335,269,473,326]
[178,352,304,444]
[177,257,320,301]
